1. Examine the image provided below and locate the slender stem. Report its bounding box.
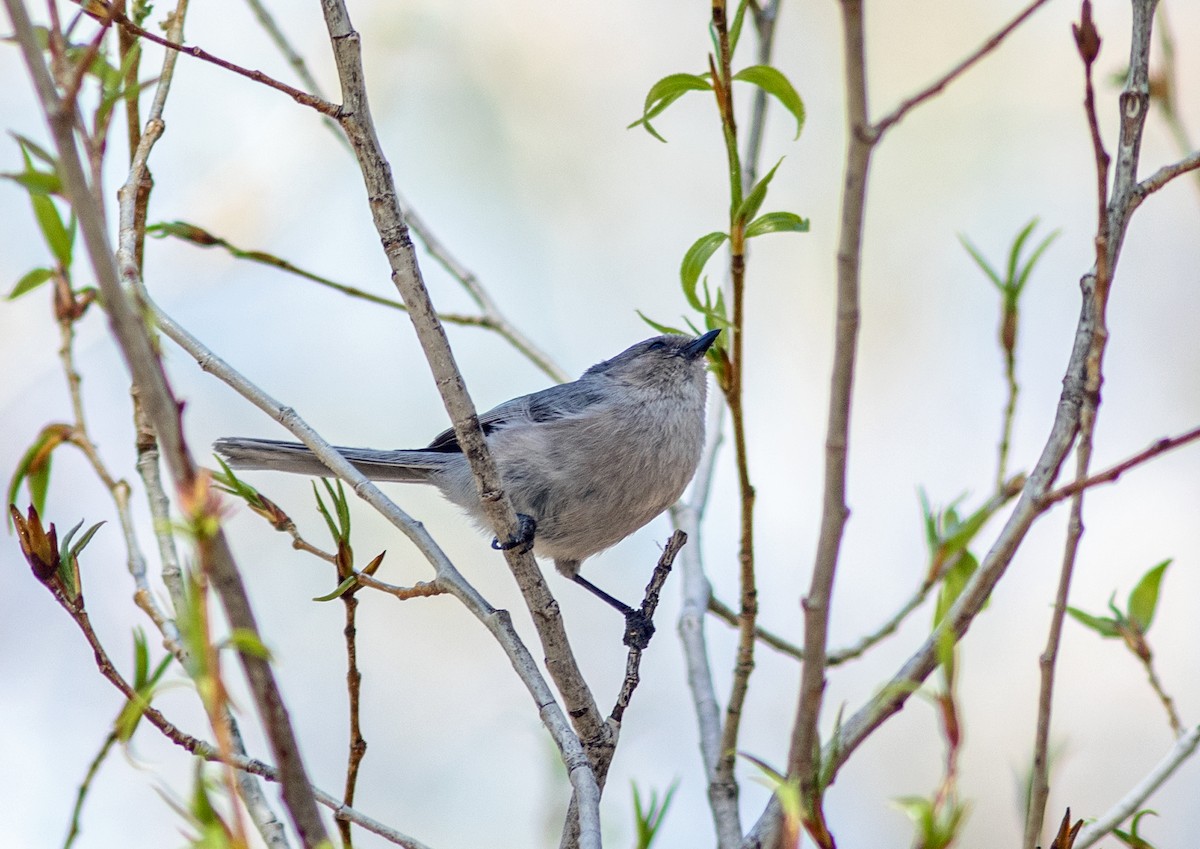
[62,731,118,849]
[1025,6,1117,842]
[340,589,367,849]
[100,3,340,115]
[1137,651,1183,737]
[708,4,760,836]
[787,2,868,832]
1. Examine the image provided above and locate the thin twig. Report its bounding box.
[1136,650,1184,737]
[62,730,117,849]
[54,584,434,849]
[869,0,1053,140]
[560,532,686,849]
[1040,424,1200,505]
[94,2,340,115]
[1026,4,1117,842]
[340,587,366,849]
[611,531,686,723]
[1129,148,1200,212]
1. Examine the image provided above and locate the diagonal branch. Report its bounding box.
[870,0,1053,140]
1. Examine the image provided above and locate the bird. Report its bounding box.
[215,329,720,641]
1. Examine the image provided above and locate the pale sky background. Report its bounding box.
[2,1,1199,848]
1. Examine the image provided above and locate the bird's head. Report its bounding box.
[584,329,721,394]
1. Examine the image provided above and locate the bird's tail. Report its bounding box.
[213,437,444,482]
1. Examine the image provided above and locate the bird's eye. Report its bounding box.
[647,340,666,352]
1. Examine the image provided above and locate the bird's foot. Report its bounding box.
[623,608,656,650]
[491,513,537,555]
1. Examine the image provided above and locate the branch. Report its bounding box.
[1129,148,1200,212]
[59,589,434,849]
[817,0,1161,805]
[316,5,605,843]
[869,0,1053,140]
[1074,724,1200,848]
[6,2,331,843]
[94,2,340,116]
[1040,424,1200,505]
[786,0,868,822]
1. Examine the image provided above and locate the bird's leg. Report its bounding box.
[570,573,656,650]
[491,513,537,554]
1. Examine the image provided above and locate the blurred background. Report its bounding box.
[2,0,1199,847]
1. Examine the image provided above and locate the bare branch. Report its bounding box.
[870,0,1053,140]
[1075,724,1200,848]
[95,2,340,115]
[1040,424,1200,505]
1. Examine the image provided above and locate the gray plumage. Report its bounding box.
[214,330,719,582]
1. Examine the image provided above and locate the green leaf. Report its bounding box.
[1005,218,1040,292]
[727,0,751,56]
[10,132,56,167]
[1127,559,1171,633]
[30,193,72,267]
[680,231,728,310]
[732,65,806,139]
[958,234,1003,289]
[734,158,783,226]
[313,574,358,602]
[935,551,978,625]
[9,267,53,299]
[1065,606,1121,638]
[223,627,273,660]
[1,169,61,195]
[744,211,810,238]
[636,311,687,337]
[628,73,712,142]
[7,423,73,523]
[1014,228,1060,295]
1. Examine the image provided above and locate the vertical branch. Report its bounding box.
[786,0,869,824]
[340,588,367,849]
[1025,2,1157,844]
[4,2,332,843]
[708,4,761,839]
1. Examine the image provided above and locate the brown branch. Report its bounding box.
[785,1,868,835]
[93,1,340,116]
[561,533,685,849]
[870,0,1053,140]
[51,581,434,849]
[340,589,366,849]
[1026,5,1118,842]
[1040,424,1200,505]
[611,531,686,723]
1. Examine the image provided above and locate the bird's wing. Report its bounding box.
[422,379,609,452]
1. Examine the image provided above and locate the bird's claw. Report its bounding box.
[623,609,656,650]
[492,513,537,555]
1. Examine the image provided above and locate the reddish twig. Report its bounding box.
[93,2,340,116]
[870,0,1053,140]
[1041,424,1200,506]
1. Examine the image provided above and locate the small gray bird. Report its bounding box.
[215,329,719,638]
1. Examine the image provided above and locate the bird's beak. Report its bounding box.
[684,329,722,359]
